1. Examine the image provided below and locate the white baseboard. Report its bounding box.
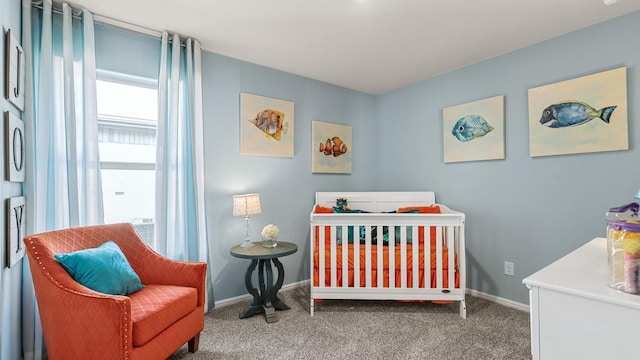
[214,280,309,308]
[214,281,530,313]
[466,288,530,312]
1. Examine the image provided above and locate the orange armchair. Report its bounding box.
[24,223,207,360]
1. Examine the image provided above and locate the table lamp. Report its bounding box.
[233,193,262,247]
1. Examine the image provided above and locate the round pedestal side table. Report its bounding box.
[230,241,298,323]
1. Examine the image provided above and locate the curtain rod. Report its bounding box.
[94,14,163,41]
[30,1,186,45]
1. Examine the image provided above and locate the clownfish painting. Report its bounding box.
[249,109,289,141]
[319,136,348,157]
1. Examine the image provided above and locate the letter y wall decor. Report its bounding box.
[6,196,25,268]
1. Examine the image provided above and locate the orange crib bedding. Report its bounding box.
[312,204,460,289]
[312,242,459,289]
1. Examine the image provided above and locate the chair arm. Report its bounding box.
[27,256,133,359]
[133,254,207,307]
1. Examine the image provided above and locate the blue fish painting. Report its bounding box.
[451,114,494,142]
[539,101,616,128]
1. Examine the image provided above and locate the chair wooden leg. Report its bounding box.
[188,333,200,353]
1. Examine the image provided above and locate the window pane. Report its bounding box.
[101,168,155,245]
[96,80,157,122]
[97,77,158,247]
[101,169,155,222]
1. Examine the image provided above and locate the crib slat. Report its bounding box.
[399,226,407,289]
[354,226,360,288]
[330,226,337,288]
[341,226,348,288]
[388,225,395,288]
[458,225,466,296]
[365,225,372,288]
[377,226,383,288]
[436,226,443,289]
[319,226,325,288]
[447,226,455,289]
[424,226,431,288]
[412,226,419,289]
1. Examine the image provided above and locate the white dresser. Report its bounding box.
[523,238,640,360]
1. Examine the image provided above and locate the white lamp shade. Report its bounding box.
[233,193,262,216]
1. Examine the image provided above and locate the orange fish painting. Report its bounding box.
[319,136,348,157]
[249,109,288,141]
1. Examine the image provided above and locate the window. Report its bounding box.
[96,72,157,246]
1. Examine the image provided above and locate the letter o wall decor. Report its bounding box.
[4,111,25,182]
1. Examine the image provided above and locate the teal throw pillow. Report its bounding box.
[54,241,144,296]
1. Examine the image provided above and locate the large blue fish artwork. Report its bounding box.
[451,114,494,142]
[539,101,616,128]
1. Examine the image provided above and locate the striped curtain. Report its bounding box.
[155,32,214,311]
[22,1,103,358]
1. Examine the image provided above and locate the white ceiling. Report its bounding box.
[64,0,640,95]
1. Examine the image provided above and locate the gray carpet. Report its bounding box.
[169,287,531,360]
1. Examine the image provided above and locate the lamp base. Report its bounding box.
[240,240,254,247]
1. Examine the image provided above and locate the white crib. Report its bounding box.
[309,191,466,318]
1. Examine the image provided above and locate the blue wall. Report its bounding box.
[375,11,640,304]
[200,52,377,301]
[204,10,640,304]
[1,0,25,359]
[94,24,160,79]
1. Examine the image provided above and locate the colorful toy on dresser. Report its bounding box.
[607,203,640,294]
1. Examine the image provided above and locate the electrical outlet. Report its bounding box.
[504,261,515,276]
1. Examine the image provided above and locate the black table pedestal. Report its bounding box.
[230,241,298,324]
[239,258,289,323]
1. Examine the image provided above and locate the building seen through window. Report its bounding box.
[96,73,157,246]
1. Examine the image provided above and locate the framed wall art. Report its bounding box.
[443,95,505,163]
[312,120,352,174]
[5,111,25,182]
[4,29,25,111]
[528,67,628,157]
[6,196,25,268]
[240,92,294,158]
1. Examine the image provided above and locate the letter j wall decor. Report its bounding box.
[528,67,628,157]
